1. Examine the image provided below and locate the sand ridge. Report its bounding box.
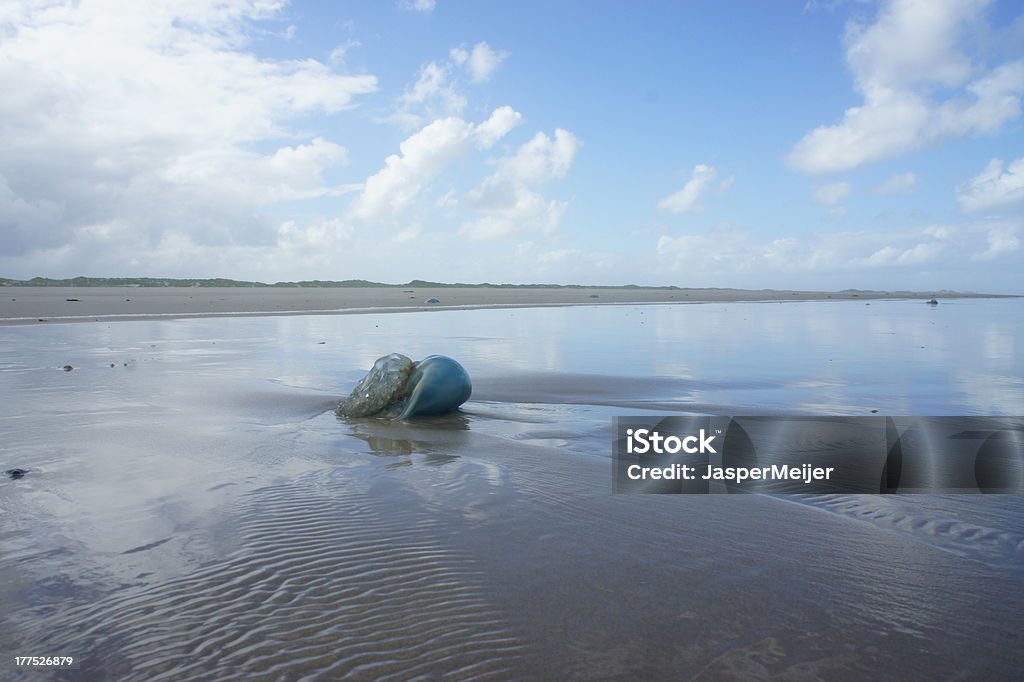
[0,285,1005,325]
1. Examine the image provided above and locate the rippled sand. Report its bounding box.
[2,301,1023,679]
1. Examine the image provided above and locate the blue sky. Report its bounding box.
[1,0,1022,291]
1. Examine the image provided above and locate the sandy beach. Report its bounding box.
[2,299,1023,679]
[0,285,1000,325]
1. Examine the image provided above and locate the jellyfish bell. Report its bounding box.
[336,353,472,420]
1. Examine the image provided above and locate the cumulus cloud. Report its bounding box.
[956,158,1024,211]
[278,218,354,252]
[874,172,918,194]
[351,107,523,222]
[658,165,718,214]
[923,225,955,239]
[453,42,509,83]
[0,0,376,264]
[656,228,753,271]
[393,61,468,128]
[654,221,1015,278]
[328,39,361,65]
[390,42,510,130]
[813,182,852,205]
[161,137,356,206]
[789,0,1024,173]
[972,226,1020,260]
[863,242,944,265]
[460,128,582,240]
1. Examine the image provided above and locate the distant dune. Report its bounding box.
[0,283,1013,326]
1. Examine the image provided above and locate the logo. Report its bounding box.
[626,428,717,455]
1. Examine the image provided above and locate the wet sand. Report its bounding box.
[0,285,998,325]
[2,300,1022,679]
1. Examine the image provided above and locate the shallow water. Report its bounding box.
[1,299,1022,679]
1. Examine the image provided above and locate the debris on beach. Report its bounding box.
[337,353,471,420]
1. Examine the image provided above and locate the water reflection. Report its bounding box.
[1,298,1022,679]
[345,412,471,463]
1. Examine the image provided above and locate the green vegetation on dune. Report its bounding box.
[0,276,686,290]
[0,276,271,288]
[0,277,999,297]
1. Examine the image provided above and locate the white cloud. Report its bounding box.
[789,0,1024,173]
[654,221,1012,278]
[656,228,753,271]
[399,0,436,13]
[956,158,1024,211]
[464,42,508,83]
[389,42,509,130]
[658,164,718,214]
[403,62,453,105]
[0,0,376,261]
[475,105,526,147]
[923,225,955,239]
[161,137,354,205]
[460,128,582,240]
[845,0,978,90]
[389,60,468,129]
[863,242,944,265]
[972,226,1020,260]
[813,182,852,205]
[874,172,918,195]
[329,40,361,65]
[351,107,523,222]
[278,218,354,252]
